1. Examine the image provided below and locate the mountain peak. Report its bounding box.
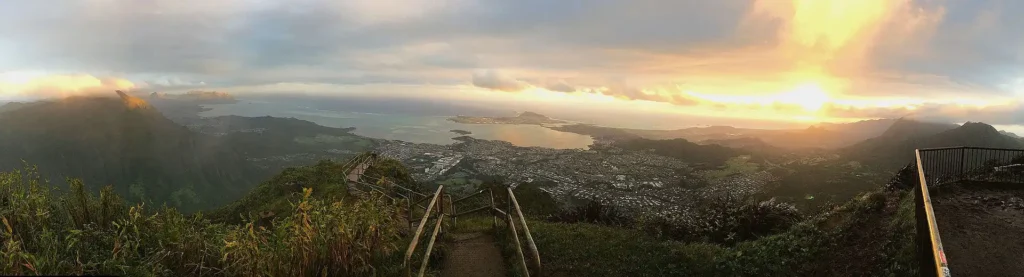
[878,118,958,141]
[957,122,999,135]
[116,90,151,110]
[518,111,549,119]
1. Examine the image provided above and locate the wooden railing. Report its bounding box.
[403,186,446,277]
[344,153,540,276]
[449,187,542,276]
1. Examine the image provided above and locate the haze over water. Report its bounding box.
[199,99,594,149]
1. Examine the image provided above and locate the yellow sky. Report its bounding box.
[469,0,1018,123]
[1,0,1020,127]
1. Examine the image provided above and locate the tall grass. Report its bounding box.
[0,164,409,276]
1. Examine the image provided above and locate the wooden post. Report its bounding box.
[404,186,444,277]
[417,214,445,277]
[508,213,531,277]
[508,187,542,276]
[407,197,413,231]
[489,189,497,229]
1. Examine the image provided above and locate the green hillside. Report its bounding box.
[493,184,917,277]
[613,138,747,168]
[0,92,261,211]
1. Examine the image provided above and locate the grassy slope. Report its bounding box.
[500,189,917,277]
[205,160,351,224]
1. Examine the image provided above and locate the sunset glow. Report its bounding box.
[0,0,1021,126]
[0,72,136,99]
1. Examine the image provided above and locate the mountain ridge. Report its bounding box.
[843,120,1023,169]
[0,92,260,210]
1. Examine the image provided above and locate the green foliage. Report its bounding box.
[506,182,560,217]
[704,155,760,180]
[548,200,633,227]
[515,189,918,277]
[206,160,350,224]
[631,194,803,245]
[499,220,727,277]
[363,158,418,188]
[220,188,404,276]
[0,96,262,212]
[169,187,200,209]
[0,163,409,276]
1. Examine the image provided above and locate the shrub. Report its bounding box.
[635,195,802,245]
[547,200,632,227]
[0,164,410,276]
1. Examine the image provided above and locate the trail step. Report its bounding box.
[442,232,508,277]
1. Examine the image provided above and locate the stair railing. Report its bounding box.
[448,186,542,277]
[403,185,445,277]
[346,153,540,276]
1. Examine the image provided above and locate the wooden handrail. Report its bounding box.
[397,185,545,277]
[454,205,491,218]
[507,213,531,277]
[508,187,542,276]
[404,185,444,277]
[453,189,487,204]
[416,214,446,277]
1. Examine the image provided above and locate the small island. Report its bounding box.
[449,111,565,125]
[450,129,473,135]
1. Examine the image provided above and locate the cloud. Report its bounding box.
[0,73,136,100]
[1,0,1024,125]
[544,80,575,93]
[471,69,528,92]
[821,101,1024,125]
[597,85,700,106]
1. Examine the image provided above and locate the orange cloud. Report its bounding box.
[746,0,946,77]
[0,73,136,100]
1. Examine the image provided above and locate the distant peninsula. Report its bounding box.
[150,90,238,104]
[449,111,565,125]
[450,129,473,135]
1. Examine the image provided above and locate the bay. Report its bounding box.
[199,99,594,149]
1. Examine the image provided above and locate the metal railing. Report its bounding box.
[915,147,1024,277]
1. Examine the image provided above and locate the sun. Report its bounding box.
[776,83,830,112]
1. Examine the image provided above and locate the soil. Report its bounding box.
[442,232,508,277]
[930,182,1024,277]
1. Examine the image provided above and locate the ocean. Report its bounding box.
[199,99,594,149]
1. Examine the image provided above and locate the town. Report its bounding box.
[375,136,777,215]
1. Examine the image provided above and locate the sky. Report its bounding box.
[1,0,1023,129]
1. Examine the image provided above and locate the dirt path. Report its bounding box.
[931,182,1024,277]
[442,232,507,277]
